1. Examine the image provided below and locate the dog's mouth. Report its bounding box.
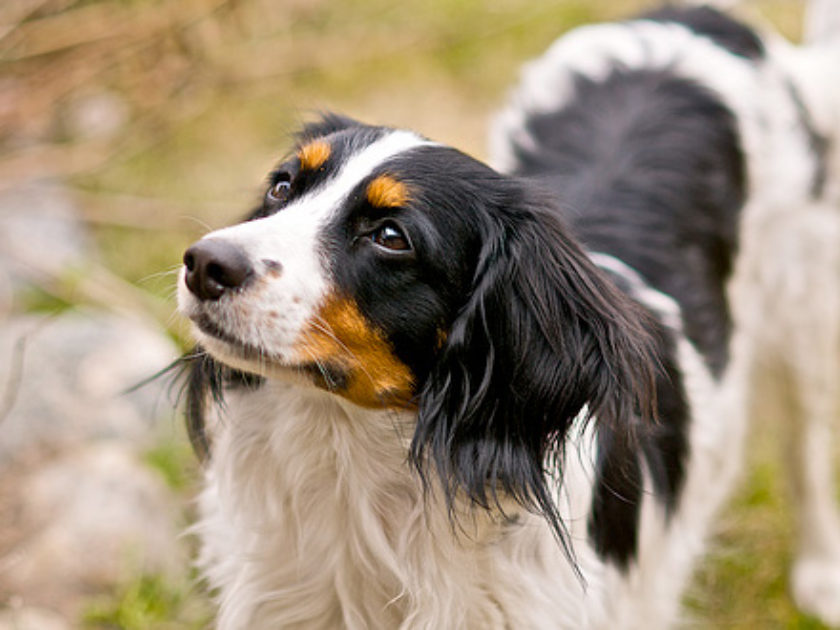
[184,293,416,409]
[190,310,351,389]
[191,312,267,362]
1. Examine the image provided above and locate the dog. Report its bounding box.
[176,3,840,628]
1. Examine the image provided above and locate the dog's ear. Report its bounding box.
[410,199,657,546]
[181,347,264,463]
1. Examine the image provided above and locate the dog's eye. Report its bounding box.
[267,174,292,203]
[371,222,411,252]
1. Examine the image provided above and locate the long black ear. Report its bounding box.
[410,198,658,549]
[181,346,264,463]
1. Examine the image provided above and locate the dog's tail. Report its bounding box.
[802,0,840,200]
[768,0,840,202]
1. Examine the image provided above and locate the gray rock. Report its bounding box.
[57,90,130,143]
[0,181,91,286]
[0,180,193,623]
[0,267,11,320]
[0,310,180,466]
[1,444,187,617]
[0,606,69,630]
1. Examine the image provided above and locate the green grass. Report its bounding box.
[15,284,76,315]
[80,438,211,628]
[83,572,212,630]
[685,429,834,629]
[144,439,201,493]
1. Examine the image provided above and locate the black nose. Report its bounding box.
[183,239,253,301]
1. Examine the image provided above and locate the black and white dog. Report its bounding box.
[177,2,840,627]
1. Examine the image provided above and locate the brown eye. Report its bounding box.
[267,175,292,203]
[371,222,411,252]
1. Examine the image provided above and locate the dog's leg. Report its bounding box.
[779,207,840,626]
[789,401,840,627]
[788,377,840,626]
[740,201,840,625]
[790,13,840,622]
[784,0,840,203]
[791,392,840,626]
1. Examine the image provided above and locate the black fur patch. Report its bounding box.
[513,68,745,378]
[182,347,263,462]
[784,78,830,199]
[587,291,689,568]
[641,4,765,60]
[507,66,742,566]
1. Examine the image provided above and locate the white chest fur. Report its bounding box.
[193,381,596,630]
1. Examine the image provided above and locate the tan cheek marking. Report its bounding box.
[298,140,331,171]
[292,294,415,408]
[366,175,409,208]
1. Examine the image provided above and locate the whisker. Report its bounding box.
[297,344,339,390]
[136,265,183,286]
[309,315,377,387]
[165,308,182,329]
[180,215,215,233]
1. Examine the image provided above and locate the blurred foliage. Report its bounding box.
[685,442,831,628]
[82,571,211,630]
[0,0,831,627]
[144,438,201,492]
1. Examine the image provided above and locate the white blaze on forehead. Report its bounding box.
[179,129,431,362]
[308,129,432,213]
[207,128,430,250]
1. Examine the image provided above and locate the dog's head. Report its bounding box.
[179,114,656,539]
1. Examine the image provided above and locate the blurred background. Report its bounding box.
[0,0,824,628]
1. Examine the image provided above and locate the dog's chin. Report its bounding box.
[192,323,353,396]
[192,327,290,377]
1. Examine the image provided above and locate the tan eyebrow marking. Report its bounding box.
[366,175,409,208]
[298,140,331,171]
